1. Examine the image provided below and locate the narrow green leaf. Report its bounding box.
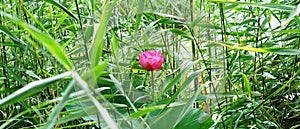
[159,69,204,115]
[90,0,116,69]
[84,25,94,43]
[211,41,300,55]
[130,105,164,118]
[0,71,72,107]
[83,62,107,87]
[193,22,220,29]
[173,87,204,128]
[264,48,300,55]
[0,24,26,46]
[170,29,193,40]
[154,12,184,20]
[158,18,184,25]
[282,4,300,28]
[44,0,79,20]
[198,23,220,29]
[249,69,300,115]
[91,0,95,15]
[84,62,107,79]
[190,16,204,29]
[278,29,300,34]
[25,70,42,80]
[111,30,119,63]
[174,109,214,129]
[1,12,73,70]
[56,106,98,125]
[23,7,48,33]
[134,0,145,35]
[54,4,76,31]
[6,67,27,86]
[0,87,21,94]
[208,1,295,12]
[42,81,74,129]
[251,3,295,12]
[241,74,251,98]
[73,72,119,129]
[239,18,257,25]
[157,59,200,99]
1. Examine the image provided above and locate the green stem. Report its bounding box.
[151,71,155,101]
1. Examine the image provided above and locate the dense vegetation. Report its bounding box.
[1,0,300,128]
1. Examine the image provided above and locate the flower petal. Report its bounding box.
[138,50,164,71]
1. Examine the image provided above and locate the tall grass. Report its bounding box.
[0,0,300,128]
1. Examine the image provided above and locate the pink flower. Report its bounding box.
[139,50,164,71]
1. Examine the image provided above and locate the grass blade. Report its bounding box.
[44,0,79,20]
[1,12,73,70]
[211,41,300,55]
[90,0,116,69]
[157,59,200,98]
[0,71,72,107]
[42,81,74,129]
[72,72,119,129]
[241,74,251,98]
[159,69,204,115]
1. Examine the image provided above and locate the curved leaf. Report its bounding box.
[0,71,72,107]
[1,12,73,70]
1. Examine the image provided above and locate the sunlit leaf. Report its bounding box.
[211,41,300,55]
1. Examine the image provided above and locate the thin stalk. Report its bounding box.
[0,19,9,120]
[75,0,90,61]
[0,6,8,95]
[218,3,227,128]
[171,7,176,94]
[190,0,200,108]
[188,15,227,129]
[148,0,174,98]
[205,2,212,114]
[282,37,300,123]
[151,71,155,101]
[259,18,266,118]
[253,5,261,125]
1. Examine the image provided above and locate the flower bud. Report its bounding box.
[138,50,164,71]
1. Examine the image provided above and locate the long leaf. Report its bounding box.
[208,1,295,12]
[72,72,119,129]
[134,0,145,36]
[173,87,203,128]
[1,12,73,70]
[44,0,79,20]
[211,41,300,55]
[129,101,186,118]
[42,81,74,129]
[159,69,204,115]
[248,69,300,116]
[0,24,26,46]
[0,71,72,107]
[90,0,116,69]
[241,74,251,98]
[157,59,200,98]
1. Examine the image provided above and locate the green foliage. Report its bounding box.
[1,0,300,128]
[174,109,214,129]
[0,72,72,107]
